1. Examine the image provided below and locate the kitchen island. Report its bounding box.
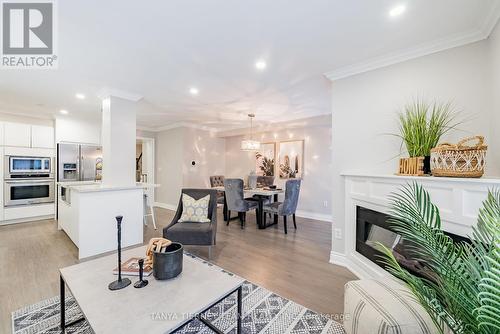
[57,181,147,259]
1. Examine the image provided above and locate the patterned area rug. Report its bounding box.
[12,255,345,334]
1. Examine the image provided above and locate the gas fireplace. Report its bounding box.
[355,206,470,277]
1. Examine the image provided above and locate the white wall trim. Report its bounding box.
[98,88,143,102]
[329,251,368,279]
[0,215,54,226]
[295,210,332,222]
[0,109,55,122]
[145,113,332,134]
[329,251,350,267]
[330,251,389,280]
[137,125,158,132]
[154,202,177,211]
[324,9,500,82]
[480,1,500,39]
[153,122,219,133]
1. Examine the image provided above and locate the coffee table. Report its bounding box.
[59,246,244,333]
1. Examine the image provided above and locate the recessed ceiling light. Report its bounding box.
[255,60,267,70]
[75,93,86,100]
[59,109,68,115]
[189,87,199,95]
[389,5,406,17]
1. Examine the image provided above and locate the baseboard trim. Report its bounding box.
[295,210,332,222]
[153,202,177,211]
[329,251,388,280]
[0,215,54,226]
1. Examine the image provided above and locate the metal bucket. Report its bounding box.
[153,242,183,280]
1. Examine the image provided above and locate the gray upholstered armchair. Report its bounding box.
[263,179,301,234]
[163,188,217,258]
[224,178,258,228]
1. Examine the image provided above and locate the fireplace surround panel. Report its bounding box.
[333,173,500,279]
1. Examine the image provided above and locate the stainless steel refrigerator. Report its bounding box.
[57,143,102,182]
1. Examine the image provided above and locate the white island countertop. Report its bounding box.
[56,181,158,259]
[57,181,159,193]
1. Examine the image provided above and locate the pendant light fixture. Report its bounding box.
[240,113,261,151]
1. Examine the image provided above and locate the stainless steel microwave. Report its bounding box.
[5,156,53,178]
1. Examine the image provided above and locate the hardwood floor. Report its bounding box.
[0,208,356,333]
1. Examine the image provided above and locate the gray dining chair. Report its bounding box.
[251,176,275,216]
[224,178,259,228]
[263,179,301,234]
[209,175,225,204]
[163,188,218,259]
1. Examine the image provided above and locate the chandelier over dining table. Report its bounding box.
[240,113,261,151]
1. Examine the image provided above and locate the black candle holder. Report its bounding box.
[109,216,131,290]
[134,258,148,288]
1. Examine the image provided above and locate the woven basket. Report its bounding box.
[430,136,487,178]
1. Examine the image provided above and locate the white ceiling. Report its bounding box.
[1,0,499,131]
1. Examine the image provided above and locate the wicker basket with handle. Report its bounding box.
[430,136,487,178]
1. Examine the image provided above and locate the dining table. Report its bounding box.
[212,186,284,229]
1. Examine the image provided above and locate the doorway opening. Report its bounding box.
[136,136,155,203]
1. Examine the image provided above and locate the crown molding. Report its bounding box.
[151,121,219,133]
[0,109,54,121]
[480,0,500,39]
[136,125,158,132]
[97,88,143,102]
[324,6,500,82]
[143,112,332,135]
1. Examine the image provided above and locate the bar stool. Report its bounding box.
[143,192,157,230]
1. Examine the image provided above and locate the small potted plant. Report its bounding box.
[397,99,460,175]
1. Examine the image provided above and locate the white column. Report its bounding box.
[101,96,137,186]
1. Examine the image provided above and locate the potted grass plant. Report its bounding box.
[397,99,460,174]
[377,183,500,334]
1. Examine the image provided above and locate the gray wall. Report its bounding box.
[182,127,225,188]
[155,127,184,207]
[224,115,332,219]
[154,127,225,207]
[489,21,500,179]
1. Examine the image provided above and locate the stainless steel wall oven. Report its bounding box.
[4,179,55,206]
[4,156,55,207]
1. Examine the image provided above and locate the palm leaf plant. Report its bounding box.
[397,100,460,157]
[376,183,500,334]
[256,153,275,176]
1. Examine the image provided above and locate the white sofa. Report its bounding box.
[343,279,439,334]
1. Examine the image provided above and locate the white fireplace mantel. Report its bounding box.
[331,172,500,279]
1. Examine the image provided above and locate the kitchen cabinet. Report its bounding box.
[3,203,55,221]
[4,122,31,147]
[2,122,54,149]
[31,125,55,148]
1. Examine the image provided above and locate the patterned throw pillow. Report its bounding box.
[178,194,211,223]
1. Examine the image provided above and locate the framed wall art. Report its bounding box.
[255,142,276,176]
[278,140,304,179]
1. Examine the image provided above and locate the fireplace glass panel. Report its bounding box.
[365,225,400,249]
[356,205,471,277]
